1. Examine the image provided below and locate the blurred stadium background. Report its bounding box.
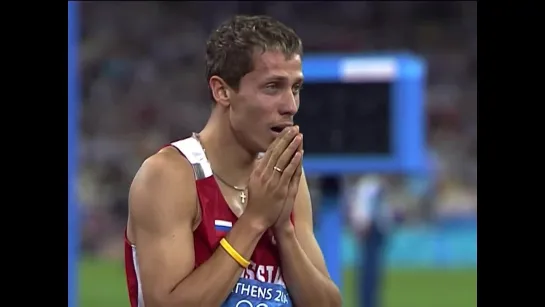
[71,1,477,307]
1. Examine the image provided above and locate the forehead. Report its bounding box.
[249,50,303,81]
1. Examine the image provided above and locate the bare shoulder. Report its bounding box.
[131,147,193,189]
[127,146,197,240]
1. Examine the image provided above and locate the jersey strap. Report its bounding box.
[171,137,213,180]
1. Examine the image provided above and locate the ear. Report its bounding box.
[209,76,231,107]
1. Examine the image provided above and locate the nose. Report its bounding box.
[279,91,299,116]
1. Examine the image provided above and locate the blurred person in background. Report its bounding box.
[349,174,399,307]
[125,15,341,307]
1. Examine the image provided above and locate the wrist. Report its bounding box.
[239,213,269,234]
[273,222,295,238]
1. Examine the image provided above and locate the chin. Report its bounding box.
[256,137,273,153]
[266,134,278,146]
[257,142,270,153]
[247,132,274,154]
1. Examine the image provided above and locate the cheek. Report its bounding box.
[231,91,277,124]
[242,96,274,118]
[245,105,270,127]
[230,98,263,129]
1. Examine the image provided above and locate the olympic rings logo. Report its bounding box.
[235,300,269,307]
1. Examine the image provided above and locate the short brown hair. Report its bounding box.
[205,15,303,96]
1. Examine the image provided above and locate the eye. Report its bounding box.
[263,82,281,95]
[265,83,279,90]
[292,84,303,94]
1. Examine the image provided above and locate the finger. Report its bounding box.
[279,151,302,187]
[288,151,303,198]
[296,135,304,171]
[274,133,302,172]
[288,156,304,193]
[258,127,292,171]
[260,127,291,162]
[290,135,303,181]
[266,126,299,171]
[284,156,303,203]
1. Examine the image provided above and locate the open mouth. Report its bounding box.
[270,126,285,133]
[270,124,293,134]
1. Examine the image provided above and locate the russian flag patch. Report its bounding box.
[215,220,233,233]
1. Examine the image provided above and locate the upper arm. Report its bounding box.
[292,170,330,278]
[128,149,197,305]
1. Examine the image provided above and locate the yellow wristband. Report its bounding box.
[219,238,250,268]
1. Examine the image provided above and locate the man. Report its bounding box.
[349,175,396,307]
[124,15,342,307]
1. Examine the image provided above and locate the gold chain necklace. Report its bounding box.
[192,133,248,204]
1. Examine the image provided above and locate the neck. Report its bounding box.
[197,108,257,187]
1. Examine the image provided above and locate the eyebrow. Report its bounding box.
[266,75,304,84]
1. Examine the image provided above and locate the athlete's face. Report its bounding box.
[230,50,303,152]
